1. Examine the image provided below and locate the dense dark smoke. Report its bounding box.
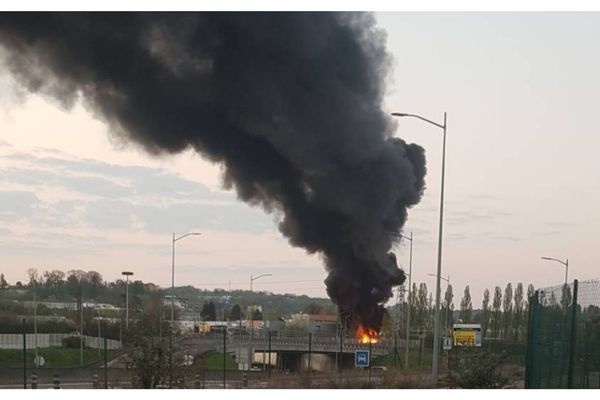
[0,12,426,331]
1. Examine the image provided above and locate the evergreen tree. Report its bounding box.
[444,284,454,331]
[252,308,263,321]
[459,285,472,323]
[481,288,490,337]
[513,283,524,341]
[207,301,217,321]
[0,273,8,289]
[201,301,217,321]
[229,304,242,321]
[491,286,502,337]
[502,283,513,339]
[417,283,429,333]
[409,282,418,333]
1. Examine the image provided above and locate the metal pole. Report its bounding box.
[368,337,372,384]
[125,275,129,330]
[405,231,413,369]
[339,327,343,378]
[170,233,175,389]
[33,286,38,363]
[308,332,312,382]
[567,279,578,388]
[268,330,272,379]
[565,259,569,286]
[444,276,450,334]
[97,311,101,359]
[104,332,108,389]
[223,329,227,389]
[431,112,447,384]
[23,318,26,390]
[80,288,83,366]
[250,274,253,336]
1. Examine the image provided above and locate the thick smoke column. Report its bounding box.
[0,12,426,331]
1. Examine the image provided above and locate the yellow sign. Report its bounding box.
[453,330,476,346]
[452,324,482,347]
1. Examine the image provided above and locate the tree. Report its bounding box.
[303,303,324,315]
[444,284,454,330]
[252,308,263,321]
[513,283,524,341]
[491,286,502,337]
[26,268,39,286]
[409,282,418,332]
[0,273,8,289]
[43,270,65,286]
[460,285,472,323]
[502,283,513,339]
[201,301,216,321]
[416,283,429,332]
[229,304,242,321]
[481,288,490,337]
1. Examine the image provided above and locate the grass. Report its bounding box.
[199,350,237,370]
[0,347,117,368]
[372,348,434,371]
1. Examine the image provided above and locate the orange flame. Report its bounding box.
[356,324,379,344]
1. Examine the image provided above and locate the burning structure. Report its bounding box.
[0,12,426,334]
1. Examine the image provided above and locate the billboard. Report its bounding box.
[452,324,482,347]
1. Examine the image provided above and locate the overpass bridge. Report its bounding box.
[181,333,415,357]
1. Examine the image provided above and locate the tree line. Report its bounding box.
[401,281,537,342]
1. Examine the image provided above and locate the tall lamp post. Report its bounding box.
[250,273,272,335]
[392,111,447,384]
[394,232,414,369]
[169,232,201,388]
[540,257,569,286]
[428,274,450,333]
[121,271,133,331]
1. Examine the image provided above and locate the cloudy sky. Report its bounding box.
[1,12,599,305]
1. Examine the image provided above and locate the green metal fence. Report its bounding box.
[525,279,600,388]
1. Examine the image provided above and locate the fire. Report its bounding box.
[356,324,379,344]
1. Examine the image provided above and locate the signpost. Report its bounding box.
[355,350,370,368]
[442,336,452,351]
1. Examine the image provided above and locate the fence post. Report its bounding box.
[525,290,539,388]
[53,373,60,389]
[567,279,579,389]
[223,329,226,389]
[22,318,27,390]
[104,335,108,389]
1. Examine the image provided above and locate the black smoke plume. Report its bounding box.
[0,12,426,331]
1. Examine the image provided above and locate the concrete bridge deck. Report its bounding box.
[182,334,417,356]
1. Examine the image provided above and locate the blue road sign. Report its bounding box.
[355,350,370,367]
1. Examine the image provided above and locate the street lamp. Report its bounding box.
[392,111,447,384]
[428,274,450,334]
[170,232,201,388]
[540,257,569,286]
[121,271,133,330]
[393,232,414,369]
[250,273,272,336]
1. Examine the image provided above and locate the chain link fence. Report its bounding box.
[525,279,600,388]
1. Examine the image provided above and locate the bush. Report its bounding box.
[62,336,84,348]
[446,348,508,388]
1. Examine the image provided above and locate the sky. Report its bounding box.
[1,12,599,306]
